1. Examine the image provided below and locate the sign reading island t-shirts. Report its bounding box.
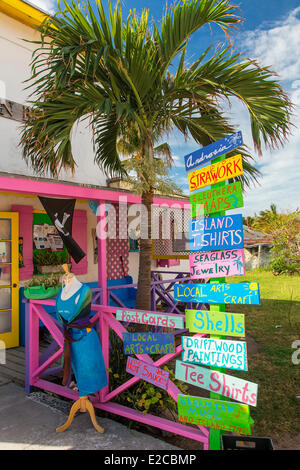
[184,132,243,172]
[174,282,260,305]
[122,332,175,355]
[189,214,244,252]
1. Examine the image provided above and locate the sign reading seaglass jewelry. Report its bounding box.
[175,361,258,406]
[116,308,184,329]
[177,395,254,435]
[189,248,245,278]
[126,357,169,390]
[188,154,243,192]
[189,214,244,251]
[181,336,248,371]
[184,132,243,172]
[190,181,244,217]
[174,282,260,305]
[185,309,245,337]
[122,332,175,355]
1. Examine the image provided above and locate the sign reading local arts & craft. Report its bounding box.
[116,308,184,329]
[177,395,254,435]
[185,309,245,337]
[126,357,170,390]
[184,132,243,172]
[174,282,260,305]
[189,248,245,279]
[190,181,243,217]
[175,361,257,406]
[189,214,244,251]
[122,332,175,355]
[188,154,243,192]
[181,336,248,371]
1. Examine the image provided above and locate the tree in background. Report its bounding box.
[21,0,293,309]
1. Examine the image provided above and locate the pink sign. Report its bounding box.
[189,248,245,279]
[126,357,169,390]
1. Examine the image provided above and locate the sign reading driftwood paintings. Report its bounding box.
[126,357,170,390]
[185,309,245,337]
[116,308,184,329]
[190,181,244,217]
[122,332,175,355]
[178,395,254,435]
[181,336,248,371]
[174,282,260,305]
[189,214,244,251]
[175,361,257,406]
[184,132,243,172]
[188,154,243,192]
[189,248,245,279]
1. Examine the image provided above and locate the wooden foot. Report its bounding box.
[56,396,104,434]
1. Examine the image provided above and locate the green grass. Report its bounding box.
[226,269,300,440]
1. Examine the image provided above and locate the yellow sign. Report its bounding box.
[188,154,243,192]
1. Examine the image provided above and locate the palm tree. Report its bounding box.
[21,0,292,310]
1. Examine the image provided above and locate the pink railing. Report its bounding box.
[26,299,209,448]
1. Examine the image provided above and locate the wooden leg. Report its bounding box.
[56,396,104,434]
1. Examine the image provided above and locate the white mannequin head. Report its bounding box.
[61,265,82,299]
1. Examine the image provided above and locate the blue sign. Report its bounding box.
[184,131,243,172]
[174,282,260,305]
[122,332,175,355]
[189,214,244,251]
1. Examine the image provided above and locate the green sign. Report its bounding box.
[185,309,245,337]
[177,394,253,435]
[190,181,243,217]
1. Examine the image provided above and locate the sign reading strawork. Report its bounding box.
[123,332,175,355]
[174,282,260,305]
[185,309,245,337]
[188,154,243,192]
[189,248,245,279]
[177,395,253,435]
[116,308,184,329]
[184,132,243,172]
[189,214,244,251]
[126,357,170,390]
[181,336,248,371]
[190,181,244,217]
[175,361,258,406]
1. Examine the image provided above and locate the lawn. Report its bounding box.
[226,268,300,443]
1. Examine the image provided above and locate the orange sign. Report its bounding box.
[188,154,243,192]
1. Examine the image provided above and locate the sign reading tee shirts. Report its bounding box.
[38,197,85,264]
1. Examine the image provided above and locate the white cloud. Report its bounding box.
[29,0,56,14]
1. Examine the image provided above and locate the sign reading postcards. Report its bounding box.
[175,361,257,406]
[181,336,248,371]
[126,357,169,390]
[116,308,184,329]
[184,132,243,172]
[189,248,245,279]
[189,214,244,252]
[123,332,175,355]
[174,282,260,305]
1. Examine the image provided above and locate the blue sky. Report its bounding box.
[32,0,300,216]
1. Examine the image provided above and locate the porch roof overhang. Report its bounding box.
[0,174,189,208]
[0,0,46,28]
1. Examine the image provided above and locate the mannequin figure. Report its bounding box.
[55,264,107,433]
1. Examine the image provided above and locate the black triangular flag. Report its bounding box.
[38,196,86,264]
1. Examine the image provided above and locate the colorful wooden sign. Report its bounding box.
[189,214,244,252]
[116,308,184,329]
[185,309,245,337]
[184,132,243,172]
[188,154,243,192]
[190,181,244,217]
[126,357,170,390]
[181,336,248,371]
[174,282,260,305]
[175,361,258,406]
[189,248,245,279]
[122,332,175,355]
[177,395,254,435]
